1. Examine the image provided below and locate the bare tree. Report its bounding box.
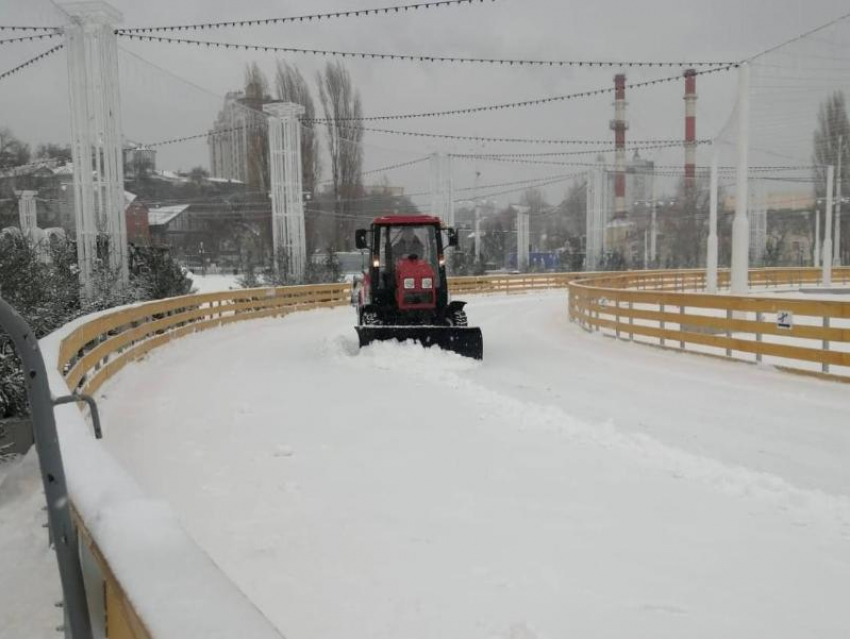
[274,60,321,198]
[317,61,364,250]
[813,91,850,197]
[243,62,270,191]
[0,128,31,169]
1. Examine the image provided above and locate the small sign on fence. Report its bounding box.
[777,310,793,330]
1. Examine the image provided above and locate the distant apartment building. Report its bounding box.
[208,91,272,186]
[124,145,157,180]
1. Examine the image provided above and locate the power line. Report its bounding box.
[119,0,497,33]
[332,125,707,146]
[308,64,738,122]
[748,10,850,62]
[455,173,585,193]
[453,141,712,159]
[0,43,64,83]
[460,173,585,201]
[316,156,431,186]
[0,32,60,45]
[117,32,737,70]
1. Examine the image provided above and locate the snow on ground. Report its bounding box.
[0,453,62,639]
[186,271,241,294]
[89,291,850,639]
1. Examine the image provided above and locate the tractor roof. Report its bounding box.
[372,215,443,226]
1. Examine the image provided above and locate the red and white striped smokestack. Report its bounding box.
[611,73,628,219]
[684,68,697,187]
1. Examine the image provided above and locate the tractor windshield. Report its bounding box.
[376,224,440,289]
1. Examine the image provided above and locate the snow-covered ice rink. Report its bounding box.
[94,290,850,639]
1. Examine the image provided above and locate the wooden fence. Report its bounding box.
[51,268,850,637]
[569,267,850,380]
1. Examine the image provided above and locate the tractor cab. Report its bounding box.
[356,217,455,312]
[353,215,482,359]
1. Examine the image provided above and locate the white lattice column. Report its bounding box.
[515,204,530,271]
[17,191,37,239]
[429,153,454,226]
[265,102,306,281]
[585,170,597,270]
[63,1,127,298]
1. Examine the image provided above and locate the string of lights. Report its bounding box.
[309,64,738,122]
[142,125,266,148]
[0,32,60,45]
[0,43,64,83]
[118,32,737,71]
[119,0,497,34]
[0,25,59,32]
[362,155,431,176]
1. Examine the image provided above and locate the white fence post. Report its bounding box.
[823,165,834,287]
[706,143,719,293]
[731,63,750,295]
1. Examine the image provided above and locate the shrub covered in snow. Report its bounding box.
[0,235,193,418]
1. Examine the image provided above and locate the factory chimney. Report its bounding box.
[684,68,698,191]
[611,74,628,219]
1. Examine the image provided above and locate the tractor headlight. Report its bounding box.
[403,277,415,289]
[421,277,433,289]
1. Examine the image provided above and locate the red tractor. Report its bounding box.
[352,215,483,359]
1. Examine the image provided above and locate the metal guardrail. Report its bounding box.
[0,296,93,639]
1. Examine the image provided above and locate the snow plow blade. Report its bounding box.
[356,326,483,360]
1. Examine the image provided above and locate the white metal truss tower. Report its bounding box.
[748,179,767,266]
[17,191,37,239]
[429,153,454,226]
[265,102,307,282]
[585,168,606,271]
[63,1,128,298]
[514,204,530,271]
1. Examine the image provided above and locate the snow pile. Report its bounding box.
[187,272,241,294]
[0,453,62,639]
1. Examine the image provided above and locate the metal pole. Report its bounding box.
[731,63,750,294]
[815,205,821,266]
[835,135,843,266]
[650,169,657,265]
[0,298,93,639]
[823,164,834,287]
[474,204,481,262]
[585,171,594,270]
[706,142,719,293]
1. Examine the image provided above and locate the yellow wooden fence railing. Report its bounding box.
[50,268,850,637]
[569,267,850,380]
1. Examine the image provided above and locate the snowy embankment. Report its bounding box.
[187,271,241,294]
[92,291,850,639]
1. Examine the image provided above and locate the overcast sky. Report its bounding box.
[2,0,849,203]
